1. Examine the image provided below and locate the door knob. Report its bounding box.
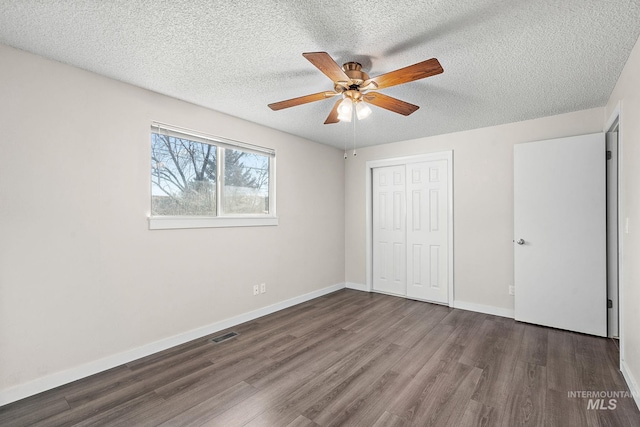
[516,239,525,245]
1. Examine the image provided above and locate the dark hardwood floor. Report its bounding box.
[1,289,639,426]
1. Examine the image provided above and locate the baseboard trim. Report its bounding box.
[343,287,514,320]
[452,300,515,319]
[342,286,514,320]
[345,282,367,292]
[621,359,640,411]
[0,282,346,406]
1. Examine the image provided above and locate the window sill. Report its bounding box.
[148,216,278,230]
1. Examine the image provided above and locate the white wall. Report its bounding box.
[605,35,640,406]
[3,31,639,408]
[345,108,605,314]
[0,44,345,402]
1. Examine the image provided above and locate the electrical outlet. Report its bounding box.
[253,284,260,295]
[260,283,266,293]
[509,286,515,296]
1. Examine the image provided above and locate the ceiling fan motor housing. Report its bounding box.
[342,62,369,86]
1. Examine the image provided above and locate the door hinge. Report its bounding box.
[608,299,613,308]
[607,150,612,160]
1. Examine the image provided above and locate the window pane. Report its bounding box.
[223,149,270,214]
[151,133,217,216]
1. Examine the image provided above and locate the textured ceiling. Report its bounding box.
[1,0,639,149]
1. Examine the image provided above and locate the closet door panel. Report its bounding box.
[406,160,449,303]
[372,165,406,296]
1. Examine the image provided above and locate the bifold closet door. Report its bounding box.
[406,160,449,303]
[372,160,450,303]
[372,165,406,296]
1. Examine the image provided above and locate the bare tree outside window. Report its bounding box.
[224,149,269,214]
[151,133,270,216]
[151,134,216,215]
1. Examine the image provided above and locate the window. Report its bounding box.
[222,148,270,215]
[149,124,276,229]
[151,133,217,216]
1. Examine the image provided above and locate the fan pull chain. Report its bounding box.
[352,106,357,157]
[344,117,348,160]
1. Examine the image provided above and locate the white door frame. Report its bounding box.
[365,151,454,306]
[605,102,624,352]
[606,119,620,338]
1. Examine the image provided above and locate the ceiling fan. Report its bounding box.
[268,52,443,124]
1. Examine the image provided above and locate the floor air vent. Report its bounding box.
[210,331,239,344]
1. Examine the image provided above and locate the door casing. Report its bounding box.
[604,103,623,351]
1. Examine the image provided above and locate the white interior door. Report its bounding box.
[406,160,449,303]
[372,165,406,296]
[514,133,607,337]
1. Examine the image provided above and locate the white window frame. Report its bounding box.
[148,122,277,230]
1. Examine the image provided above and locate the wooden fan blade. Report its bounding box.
[363,92,419,116]
[268,91,336,111]
[364,58,443,90]
[302,52,350,83]
[324,99,342,124]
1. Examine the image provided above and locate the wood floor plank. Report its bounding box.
[30,382,160,427]
[342,297,407,334]
[242,408,303,427]
[343,372,415,427]
[324,370,403,427]
[386,321,484,421]
[71,391,165,427]
[32,358,213,427]
[284,414,320,427]
[408,362,484,426]
[372,410,404,427]
[604,339,627,390]
[390,321,456,378]
[501,361,546,427]
[154,352,272,402]
[266,325,350,363]
[546,329,579,393]
[544,388,587,427]
[470,321,525,416]
[459,399,497,427]
[303,343,406,426]
[124,335,212,370]
[573,333,640,426]
[518,324,549,367]
[268,294,361,339]
[61,367,145,410]
[459,318,508,368]
[245,329,351,389]
[247,336,395,425]
[0,391,70,427]
[389,303,451,348]
[201,370,312,427]
[1,290,639,426]
[157,381,258,426]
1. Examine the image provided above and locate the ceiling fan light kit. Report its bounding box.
[268,52,444,125]
[356,101,372,120]
[337,98,353,122]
